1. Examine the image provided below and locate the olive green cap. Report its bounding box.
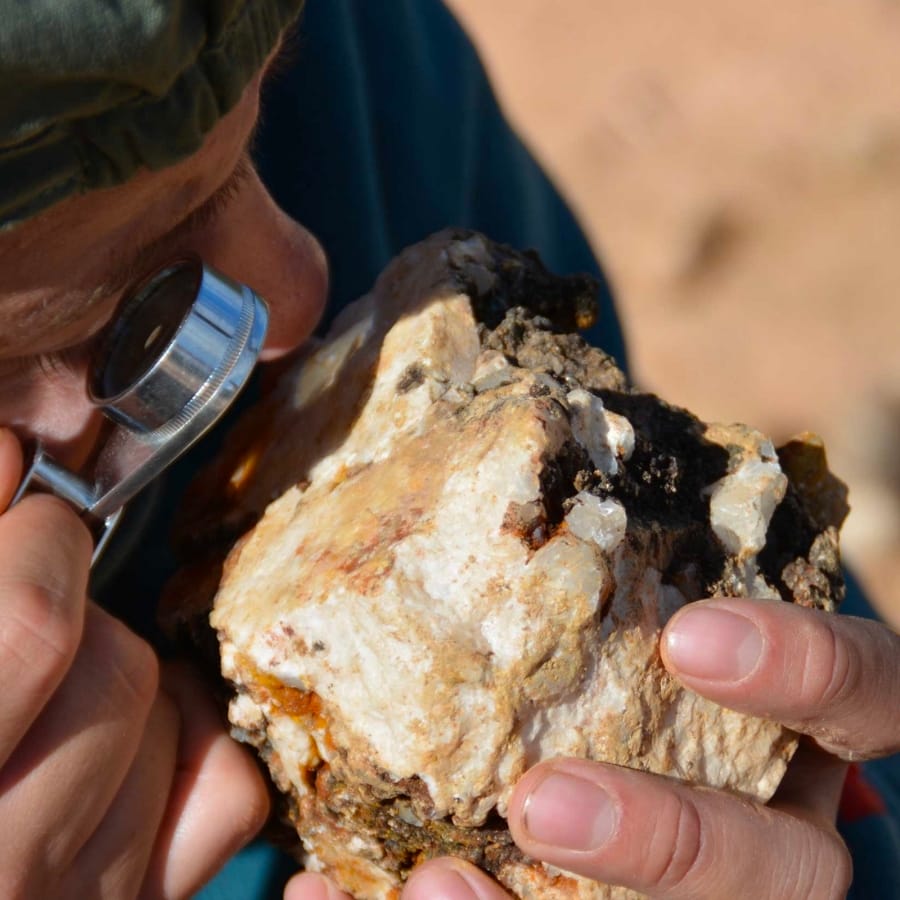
[0,0,305,230]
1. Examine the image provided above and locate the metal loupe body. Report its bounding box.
[14,258,268,563]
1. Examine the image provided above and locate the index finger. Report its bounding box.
[141,662,271,898]
[0,492,91,767]
[661,598,900,760]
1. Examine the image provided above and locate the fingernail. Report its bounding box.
[523,771,618,851]
[665,606,763,681]
[403,867,480,900]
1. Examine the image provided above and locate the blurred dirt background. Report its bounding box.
[447,0,900,627]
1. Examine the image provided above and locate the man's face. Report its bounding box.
[0,68,328,470]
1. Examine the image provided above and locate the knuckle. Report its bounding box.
[43,495,93,558]
[785,825,853,900]
[0,581,78,682]
[113,637,160,711]
[797,618,859,714]
[645,792,705,893]
[17,494,93,566]
[89,612,160,713]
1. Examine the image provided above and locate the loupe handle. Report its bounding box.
[12,445,122,567]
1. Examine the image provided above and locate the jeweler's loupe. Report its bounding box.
[12,258,268,565]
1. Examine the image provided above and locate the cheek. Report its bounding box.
[190,172,329,361]
[2,368,105,472]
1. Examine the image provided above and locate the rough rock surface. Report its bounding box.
[169,231,847,900]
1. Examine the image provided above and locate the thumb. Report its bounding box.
[0,427,24,511]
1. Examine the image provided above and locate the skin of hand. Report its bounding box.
[285,599,900,900]
[0,429,273,896]
[0,49,328,899]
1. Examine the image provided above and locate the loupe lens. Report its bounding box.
[77,257,267,522]
[89,257,215,432]
[93,261,200,401]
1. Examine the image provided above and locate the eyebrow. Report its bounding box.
[95,154,255,301]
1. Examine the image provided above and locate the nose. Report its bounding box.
[188,168,329,362]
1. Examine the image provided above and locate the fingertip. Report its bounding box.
[166,662,272,832]
[284,871,352,900]
[663,598,900,763]
[508,759,620,859]
[0,427,24,510]
[161,661,270,822]
[403,858,512,900]
[217,731,272,838]
[507,757,598,828]
[144,664,272,897]
[660,599,766,684]
[506,758,551,836]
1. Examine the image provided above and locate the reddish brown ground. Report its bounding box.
[448,0,900,625]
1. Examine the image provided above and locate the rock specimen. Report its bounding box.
[169,231,847,899]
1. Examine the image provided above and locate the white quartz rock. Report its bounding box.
[709,452,788,560]
[196,231,845,900]
[566,388,635,474]
[565,493,628,553]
